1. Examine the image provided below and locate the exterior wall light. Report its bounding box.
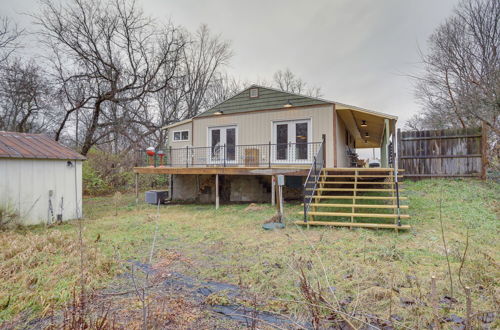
[214,111,224,115]
[283,100,293,108]
[361,120,367,127]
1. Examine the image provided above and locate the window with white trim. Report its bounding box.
[173,130,189,141]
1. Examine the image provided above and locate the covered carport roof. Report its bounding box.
[335,103,397,149]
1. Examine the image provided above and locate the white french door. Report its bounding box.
[208,126,237,164]
[272,119,311,163]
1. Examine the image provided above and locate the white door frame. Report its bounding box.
[272,119,311,163]
[207,125,238,165]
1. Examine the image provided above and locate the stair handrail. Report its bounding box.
[303,136,326,222]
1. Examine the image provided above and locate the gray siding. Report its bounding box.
[199,86,330,117]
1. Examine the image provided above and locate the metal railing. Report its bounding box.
[137,142,322,168]
[303,135,326,222]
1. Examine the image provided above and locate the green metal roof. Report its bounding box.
[197,85,331,117]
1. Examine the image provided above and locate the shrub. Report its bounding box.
[83,149,168,196]
[0,204,18,230]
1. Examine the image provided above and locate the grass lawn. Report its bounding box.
[1,179,498,328]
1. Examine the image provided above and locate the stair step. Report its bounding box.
[299,211,410,219]
[305,196,408,200]
[307,188,405,192]
[293,221,411,230]
[308,203,409,209]
[320,181,398,185]
[323,168,405,172]
[319,175,403,178]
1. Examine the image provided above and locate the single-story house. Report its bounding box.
[0,131,85,226]
[134,84,398,204]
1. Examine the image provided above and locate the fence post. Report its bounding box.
[186,146,189,168]
[481,122,488,180]
[223,144,226,167]
[268,141,271,168]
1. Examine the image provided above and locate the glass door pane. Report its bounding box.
[295,122,308,160]
[276,124,288,160]
[226,128,236,161]
[211,129,221,160]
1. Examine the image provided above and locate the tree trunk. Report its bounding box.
[55,109,76,141]
[81,99,104,156]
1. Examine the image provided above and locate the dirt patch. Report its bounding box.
[15,254,304,329]
[244,203,267,212]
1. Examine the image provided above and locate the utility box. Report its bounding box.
[276,175,285,186]
[145,190,169,205]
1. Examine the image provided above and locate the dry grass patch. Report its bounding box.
[0,228,114,320]
[0,179,498,328]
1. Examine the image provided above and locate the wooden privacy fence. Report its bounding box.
[397,126,487,179]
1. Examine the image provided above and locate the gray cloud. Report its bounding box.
[4,0,459,126]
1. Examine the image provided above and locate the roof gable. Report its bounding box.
[0,131,86,160]
[198,85,331,117]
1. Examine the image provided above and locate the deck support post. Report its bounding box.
[215,174,219,210]
[135,173,139,207]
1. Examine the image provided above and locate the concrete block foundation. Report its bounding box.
[171,174,303,203]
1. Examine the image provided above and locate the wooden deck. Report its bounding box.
[133,165,310,176]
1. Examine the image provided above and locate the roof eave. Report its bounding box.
[162,118,193,130]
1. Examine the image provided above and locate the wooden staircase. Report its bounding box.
[296,168,410,231]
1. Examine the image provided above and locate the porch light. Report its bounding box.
[364,139,368,144]
[283,100,293,108]
[361,120,367,127]
[365,132,370,138]
[214,110,224,115]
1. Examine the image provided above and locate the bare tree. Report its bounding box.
[34,0,185,156]
[181,24,233,118]
[0,17,23,64]
[201,72,243,110]
[272,68,322,97]
[413,0,499,138]
[0,59,54,133]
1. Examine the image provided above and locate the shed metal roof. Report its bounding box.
[0,131,86,160]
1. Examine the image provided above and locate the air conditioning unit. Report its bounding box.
[145,190,169,205]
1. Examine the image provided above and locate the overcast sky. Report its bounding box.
[5,0,459,128]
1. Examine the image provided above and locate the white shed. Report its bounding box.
[0,131,85,226]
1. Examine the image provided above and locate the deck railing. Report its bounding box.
[137,142,322,168]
